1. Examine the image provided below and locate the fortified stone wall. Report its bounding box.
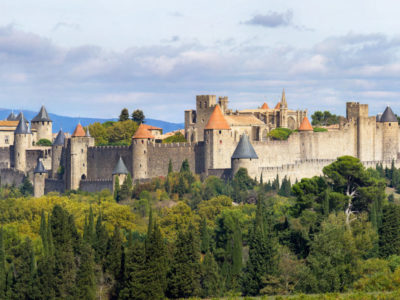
[87,146,132,180]
[26,149,52,173]
[0,168,25,186]
[79,179,113,193]
[0,147,11,169]
[147,142,198,177]
[44,179,65,194]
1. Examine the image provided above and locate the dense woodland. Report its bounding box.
[1,156,400,299]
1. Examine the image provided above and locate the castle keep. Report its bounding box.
[0,91,399,197]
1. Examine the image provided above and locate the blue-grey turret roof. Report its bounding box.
[232,134,258,159]
[6,111,17,121]
[32,105,52,122]
[16,112,28,123]
[15,118,31,134]
[34,160,47,174]
[53,129,65,146]
[113,157,129,175]
[380,106,398,123]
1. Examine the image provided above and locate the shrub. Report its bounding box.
[268,128,293,140]
[313,127,328,132]
[36,138,52,146]
[162,132,187,143]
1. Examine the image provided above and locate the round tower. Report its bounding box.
[380,106,399,162]
[204,104,231,174]
[33,159,47,197]
[231,134,258,176]
[31,105,53,143]
[112,156,129,194]
[52,129,65,179]
[298,116,314,160]
[14,116,32,172]
[132,124,154,181]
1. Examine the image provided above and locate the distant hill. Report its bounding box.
[0,109,184,134]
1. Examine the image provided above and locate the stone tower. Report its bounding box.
[298,116,314,160]
[279,89,288,128]
[31,106,53,142]
[231,133,258,176]
[380,106,399,161]
[33,159,47,197]
[218,96,229,113]
[112,156,129,194]
[132,124,154,181]
[52,129,65,179]
[66,123,94,190]
[204,105,231,174]
[14,115,32,172]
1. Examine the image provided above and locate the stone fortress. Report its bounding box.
[0,90,399,197]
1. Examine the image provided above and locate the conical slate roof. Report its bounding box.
[261,103,269,109]
[34,160,47,174]
[205,105,231,130]
[376,114,382,122]
[112,157,129,175]
[72,123,86,137]
[299,116,313,131]
[6,111,17,121]
[133,124,155,139]
[15,118,31,134]
[380,106,398,123]
[53,129,65,145]
[32,105,52,122]
[232,134,258,159]
[16,112,28,123]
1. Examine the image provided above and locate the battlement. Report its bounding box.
[80,179,113,183]
[151,142,195,149]
[89,145,131,150]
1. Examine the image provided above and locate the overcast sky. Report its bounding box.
[1,0,400,122]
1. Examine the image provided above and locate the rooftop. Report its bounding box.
[205,105,231,130]
[232,134,258,159]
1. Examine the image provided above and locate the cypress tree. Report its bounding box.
[0,229,5,299]
[168,159,173,174]
[119,242,147,300]
[167,223,201,298]
[93,214,108,265]
[114,176,121,201]
[74,243,96,300]
[105,227,124,279]
[323,190,330,216]
[260,173,263,185]
[379,204,400,257]
[242,195,278,296]
[144,220,167,299]
[200,251,221,298]
[200,218,211,254]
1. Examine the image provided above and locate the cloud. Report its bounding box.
[244,10,293,28]
[1,25,400,122]
[168,11,184,17]
[53,22,81,32]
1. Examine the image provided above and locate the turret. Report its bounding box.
[66,123,94,190]
[33,159,47,197]
[231,134,258,177]
[298,116,314,160]
[31,106,52,142]
[14,115,32,172]
[132,124,154,181]
[52,129,65,179]
[204,105,231,173]
[6,111,17,121]
[380,106,399,161]
[112,156,129,194]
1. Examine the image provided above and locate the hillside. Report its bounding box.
[0,108,184,134]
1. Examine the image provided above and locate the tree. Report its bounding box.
[93,214,109,264]
[167,223,201,298]
[162,132,187,143]
[114,176,121,202]
[119,242,147,299]
[120,174,133,200]
[242,195,278,296]
[36,138,52,146]
[74,243,96,300]
[19,176,33,196]
[200,251,221,298]
[168,159,173,174]
[379,204,400,258]
[311,110,339,126]
[105,227,124,279]
[119,108,130,121]
[132,109,145,124]
[0,229,5,299]
[200,218,211,254]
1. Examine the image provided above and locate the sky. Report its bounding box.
[1,0,400,122]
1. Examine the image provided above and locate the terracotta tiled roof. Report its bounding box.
[142,124,162,130]
[0,121,19,127]
[72,123,86,137]
[261,103,269,109]
[205,105,231,130]
[225,115,265,126]
[299,116,313,131]
[133,124,155,139]
[274,102,281,109]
